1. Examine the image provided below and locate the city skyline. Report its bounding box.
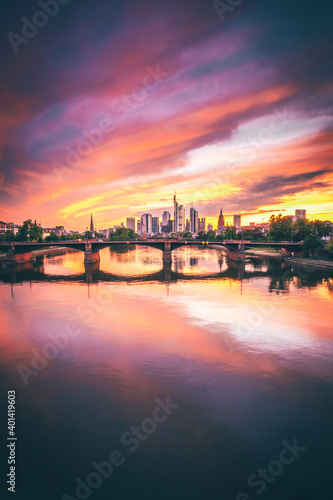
[0,1,332,230]
[1,202,326,235]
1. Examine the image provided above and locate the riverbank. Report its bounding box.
[0,247,79,261]
[246,249,333,270]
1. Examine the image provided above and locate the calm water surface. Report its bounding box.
[0,246,332,500]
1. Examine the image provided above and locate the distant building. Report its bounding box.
[174,195,185,232]
[90,214,94,232]
[152,217,159,234]
[295,209,306,220]
[217,208,225,230]
[207,223,213,231]
[0,221,13,234]
[199,217,206,232]
[140,213,152,235]
[42,226,66,236]
[233,215,241,229]
[190,207,199,233]
[126,217,136,231]
[162,211,171,225]
[178,205,185,232]
[137,220,141,233]
[185,218,190,232]
[174,194,179,232]
[99,229,110,238]
[167,220,174,233]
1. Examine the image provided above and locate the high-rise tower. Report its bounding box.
[174,194,179,233]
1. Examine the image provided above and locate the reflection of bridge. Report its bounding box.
[0,259,269,285]
[0,239,303,265]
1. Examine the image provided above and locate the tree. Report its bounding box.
[70,232,82,240]
[109,227,138,240]
[293,218,311,241]
[267,214,293,241]
[324,238,333,260]
[310,220,331,238]
[45,232,60,243]
[301,234,322,257]
[16,219,31,242]
[196,231,207,240]
[28,221,43,242]
[0,230,14,242]
[224,227,237,240]
[207,230,216,240]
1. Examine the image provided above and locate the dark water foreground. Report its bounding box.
[0,246,332,500]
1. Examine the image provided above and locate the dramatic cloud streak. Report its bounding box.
[0,0,332,228]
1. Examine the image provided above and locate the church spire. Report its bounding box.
[90,213,94,232]
[218,207,225,229]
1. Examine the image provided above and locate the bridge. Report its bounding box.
[0,238,303,265]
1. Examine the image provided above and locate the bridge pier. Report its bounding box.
[163,240,172,263]
[84,244,100,265]
[163,250,172,263]
[227,242,246,262]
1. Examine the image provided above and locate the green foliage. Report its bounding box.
[293,218,311,241]
[301,234,322,257]
[324,238,333,260]
[268,215,332,243]
[0,230,14,242]
[207,230,216,240]
[109,227,138,240]
[16,220,31,241]
[224,227,237,240]
[70,233,82,240]
[180,232,192,238]
[28,221,43,242]
[45,232,60,243]
[240,228,263,241]
[196,231,207,240]
[267,214,293,241]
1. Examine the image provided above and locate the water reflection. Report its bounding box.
[0,247,332,296]
[0,246,332,499]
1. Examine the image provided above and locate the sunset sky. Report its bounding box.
[0,0,332,230]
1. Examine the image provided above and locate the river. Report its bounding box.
[0,246,332,500]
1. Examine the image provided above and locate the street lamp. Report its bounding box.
[291,229,294,243]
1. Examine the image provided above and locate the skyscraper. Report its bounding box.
[152,217,159,234]
[174,194,179,232]
[199,217,206,232]
[90,213,94,232]
[162,211,171,225]
[126,217,136,231]
[140,213,152,234]
[233,215,241,229]
[190,207,199,233]
[178,205,185,232]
